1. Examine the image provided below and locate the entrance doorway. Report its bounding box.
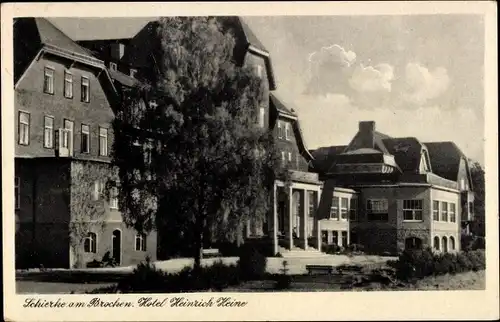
[112,230,121,265]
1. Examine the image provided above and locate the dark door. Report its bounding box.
[112,230,121,265]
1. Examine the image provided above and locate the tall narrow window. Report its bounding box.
[341,231,348,247]
[81,124,90,153]
[449,236,455,250]
[43,116,54,148]
[441,201,448,222]
[331,231,338,245]
[340,197,348,220]
[449,203,456,222]
[277,121,283,139]
[281,151,285,166]
[15,177,20,210]
[433,200,440,221]
[93,180,103,201]
[64,71,73,98]
[349,198,358,221]
[403,199,423,221]
[110,187,119,209]
[99,127,108,156]
[18,112,30,145]
[135,234,147,251]
[81,76,90,102]
[330,197,339,219]
[255,64,263,78]
[43,67,54,94]
[83,232,97,253]
[434,236,440,250]
[285,123,291,140]
[288,152,292,163]
[63,119,74,154]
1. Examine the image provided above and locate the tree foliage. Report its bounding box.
[112,17,286,269]
[469,160,485,236]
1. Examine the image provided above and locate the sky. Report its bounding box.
[50,15,485,164]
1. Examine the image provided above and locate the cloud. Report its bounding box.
[305,44,357,96]
[402,63,450,105]
[349,63,395,92]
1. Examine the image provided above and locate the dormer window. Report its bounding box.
[285,122,291,140]
[254,64,263,79]
[419,150,430,173]
[109,62,117,71]
[130,68,137,78]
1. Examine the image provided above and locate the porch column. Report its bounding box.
[313,188,321,249]
[317,220,322,252]
[301,189,308,250]
[287,186,293,250]
[271,182,278,255]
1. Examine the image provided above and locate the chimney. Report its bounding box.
[358,121,375,148]
[110,43,125,60]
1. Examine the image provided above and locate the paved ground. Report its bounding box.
[16,255,395,294]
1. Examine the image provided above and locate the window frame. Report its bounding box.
[281,151,285,166]
[285,122,291,140]
[449,203,456,223]
[99,127,108,156]
[93,180,103,201]
[434,236,440,250]
[366,199,389,221]
[340,197,348,220]
[441,201,448,222]
[81,76,90,103]
[109,186,119,210]
[64,70,73,98]
[18,111,30,146]
[63,119,74,153]
[43,67,54,94]
[43,115,54,148]
[330,197,339,220]
[81,124,90,153]
[402,199,424,222]
[83,232,97,253]
[341,231,348,247]
[433,200,440,221]
[331,231,338,245]
[134,233,147,251]
[449,236,455,250]
[349,198,358,221]
[259,107,265,128]
[277,121,283,139]
[109,62,117,71]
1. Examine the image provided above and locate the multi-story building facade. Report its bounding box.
[310,121,475,254]
[13,18,157,268]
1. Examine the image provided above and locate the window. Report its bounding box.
[81,76,90,102]
[419,152,430,173]
[468,202,474,214]
[255,64,263,78]
[442,236,448,252]
[441,201,448,222]
[341,231,348,247]
[367,199,388,221]
[130,68,137,78]
[259,107,265,128]
[308,191,316,218]
[83,232,97,253]
[405,237,422,250]
[43,67,54,94]
[349,198,358,221]
[18,111,30,145]
[449,203,456,222]
[288,152,292,163]
[460,178,465,190]
[81,124,90,153]
[15,177,20,210]
[43,116,54,148]
[93,180,104,201]
[64,71,73,98]
[331,231,338,245]
[99,127,108,156]
[403,199,423,221]
[135,233,147,251]
[281,151,285,166]
[277,121,283,139]
[321,231,328,244]
[449,236,455,250]
[433,200,439,221]
[340,197,348,220]
[434,236,440,250]
[110,187,119,209]
[109,62,117,71]
[63,119,74,152]
[285,123,291,140]
[330,197,339,219]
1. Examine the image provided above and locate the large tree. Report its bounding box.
[469,160,485,236]
[112,17,284,271]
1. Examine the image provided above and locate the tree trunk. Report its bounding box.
[193,219,204,273]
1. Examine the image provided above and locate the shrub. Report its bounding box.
[322,244,341,254]
[472,236,485,250]
[466,249,486,271]
[200,260,240,291]
[274,260,292,290]
[117,259,169,293]
[238,244,267,280]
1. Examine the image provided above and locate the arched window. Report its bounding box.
[405,237,423,250]
[449,236,455,251]
[442,236,448,252]
[434,236,440,250]
[84,232,97,253]
[135,233,147,252]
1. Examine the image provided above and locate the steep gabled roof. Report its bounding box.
[424,141,466,181]
[383,137,424,173]
[269,93,314,161]
[344,130,392,155]
[309,145,348,174]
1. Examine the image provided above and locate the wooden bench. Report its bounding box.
[202,248,221,258]
[305,264,335,275]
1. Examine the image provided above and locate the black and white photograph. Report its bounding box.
[2,2,498,321]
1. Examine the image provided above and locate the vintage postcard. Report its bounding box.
[2,1,498,321]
